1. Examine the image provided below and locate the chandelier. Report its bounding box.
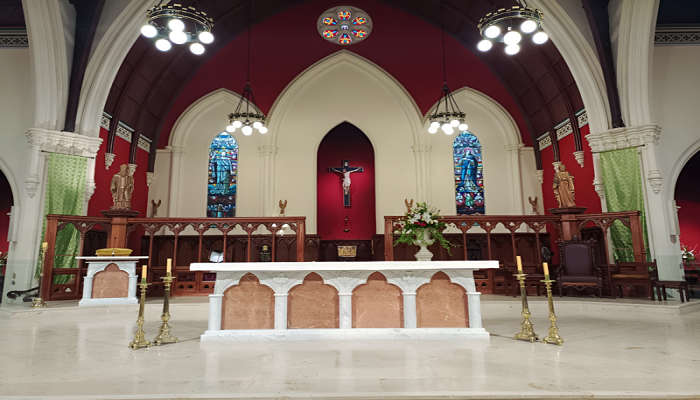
[224,0,267,136]
[140,2,214,55]
[428,1,468,135]
[476,1,548,55]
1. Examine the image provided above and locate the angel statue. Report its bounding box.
[279,199,288,216]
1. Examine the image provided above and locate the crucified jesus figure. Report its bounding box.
[329,160,363,207]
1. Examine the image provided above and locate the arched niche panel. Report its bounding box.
[416,271,468,328]
[221,273,275,330]
[92,264,128,298]
[352,272,402,328]
[288,272,339,329]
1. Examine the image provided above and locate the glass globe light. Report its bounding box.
[477,39,493,52]
[252,121,262,129]
[533,31,549,45]
[232,120,243,128]
[242,125,253,136]
[168,18,185,32]
[189,42,205,55]
[429,121,440,129]
[198,31,214,44]
[505,44,520,55]
[225,124,235,133]
[520,19,538,34]
[484,25,501,39]
[450,119,460,127]
[259,126,269,134]
[428,124,439,134]
[169,30,187,45]
[140,24,157,38]
[441,123,453,135]
[458,123,469,131]
[155,39,172,52]
[503,30,522,45]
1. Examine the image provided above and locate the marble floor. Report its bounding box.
[1,296,699,400]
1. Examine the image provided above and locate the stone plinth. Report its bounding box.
[77,256,148,307]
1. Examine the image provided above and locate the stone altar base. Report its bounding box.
[190,260,498,341]
[77,256,148,307]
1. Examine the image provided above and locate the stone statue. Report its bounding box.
[553,164,576,208]
[279,199,287,215]
[110,164,134,210]
[528,196,539,215]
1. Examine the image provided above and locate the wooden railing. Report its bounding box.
[41,215,306,301]
[384,211,646,264]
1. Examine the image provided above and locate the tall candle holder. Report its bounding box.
[31,242,48,309]
[541,278,564,345]
[514,272,538,342]
[153,272,178,345]
[129,277,150,349]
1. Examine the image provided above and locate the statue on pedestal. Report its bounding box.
[110,164,135,210]
[553,164,576,208]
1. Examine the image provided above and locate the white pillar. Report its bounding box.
[467,292,483,329]
[338,293,352,329]
[127,274,137,299]
[274,293,288,330]
[402,292,417,329]
[208,294,223,331]
[81,276,93,301]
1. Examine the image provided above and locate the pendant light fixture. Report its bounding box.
[476,0,548,56]
[427,0,468,135]
[140,1,214,55]
[225,0,267,136]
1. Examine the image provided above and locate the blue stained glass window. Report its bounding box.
[453,132,485,214]
[207,132,238,217]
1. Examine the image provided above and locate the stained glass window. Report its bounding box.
[317,6,373,46]
[453,132,485,214]
[207,132,238,218]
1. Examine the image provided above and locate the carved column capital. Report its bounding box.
[585,124,661,153]
[573,150,585,168]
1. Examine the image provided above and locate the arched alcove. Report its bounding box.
[317,122,375,241]
[675,150,700,258]
[0,169,14,257]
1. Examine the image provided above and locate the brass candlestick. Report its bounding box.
[514,273,538,342]
[32,243,48,309]
[541,278,564,345]
[129,278,150,349]
[153,272,178,345]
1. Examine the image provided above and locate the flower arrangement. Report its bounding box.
[394,202,451,252]
[681,244,696,264]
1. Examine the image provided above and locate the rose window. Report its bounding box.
[317,6,373,46]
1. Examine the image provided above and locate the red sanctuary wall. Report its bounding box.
[157,0,532,149]
[678,200,700,250]
[317,124,376,240]
[0,208,9,253]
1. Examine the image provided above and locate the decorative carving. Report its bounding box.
[127,163,137,175]
[104,152,115,169]
[535,169,544,184]
[585,125,661,153]
[573,150,585,168]
[647,170,664,194]
[553,164,576,208]
[110,164,135,210]
[278,199,287,216]
[26,128,102,158]
[593,177,606,200]
[24,176,40,198]
[528,196,539,215]
[0,29,28,48]
[150,200,161,218]
[146,171,154,187]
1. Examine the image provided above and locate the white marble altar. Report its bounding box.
[190,260,498,340]
[77,256,148,307]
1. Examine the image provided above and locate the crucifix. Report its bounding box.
[329,160,363,207]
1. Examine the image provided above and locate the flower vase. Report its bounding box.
[413,229,435,261]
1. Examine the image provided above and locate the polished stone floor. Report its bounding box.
[1,296,699,399]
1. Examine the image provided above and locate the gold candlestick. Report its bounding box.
[541,278,564,345]
[153,272,178,345]
[129,277,150,349]
[32,242,48,309]
[514,273,538,342]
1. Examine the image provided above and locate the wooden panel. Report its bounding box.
[352,272,402,328]
[221,273,275,330]
[287,273,339,329]
[416,272,468,328]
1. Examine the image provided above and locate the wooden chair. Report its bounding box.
[555,239,603,297]
[610,261,655,300]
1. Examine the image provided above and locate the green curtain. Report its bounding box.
[599,148,649,262]
[41,153,88,283]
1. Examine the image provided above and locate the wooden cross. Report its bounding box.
[329,160,363,207]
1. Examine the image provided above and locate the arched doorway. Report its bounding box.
[317,122,375,261]
[675,151,700,279]
[0,170,14,296]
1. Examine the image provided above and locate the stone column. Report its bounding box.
[338,293,353,329]
[445,270,484,329]
[402,292,417,328]
[505,143,525,214]
[258,145,277,216]
[385,271,432,329]
[208,294,223,331]
[411,144,431,203]
[273,293,288,330]
[321,271,368,330]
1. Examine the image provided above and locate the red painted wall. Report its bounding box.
[317,123,375,240]
[678,200,700,250]
[157,0,532,149]
[0,171,13,254]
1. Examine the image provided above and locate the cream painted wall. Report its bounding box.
[152,52,539,236]
[0,49,33,182]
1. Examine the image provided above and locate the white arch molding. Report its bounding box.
[666,138,700,240]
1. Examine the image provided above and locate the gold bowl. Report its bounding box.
[95,248,133,257]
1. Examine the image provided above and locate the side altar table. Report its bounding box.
[77,256,148,306]
[190,260,498,341]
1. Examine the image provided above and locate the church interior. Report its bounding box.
[1,0,699,398]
